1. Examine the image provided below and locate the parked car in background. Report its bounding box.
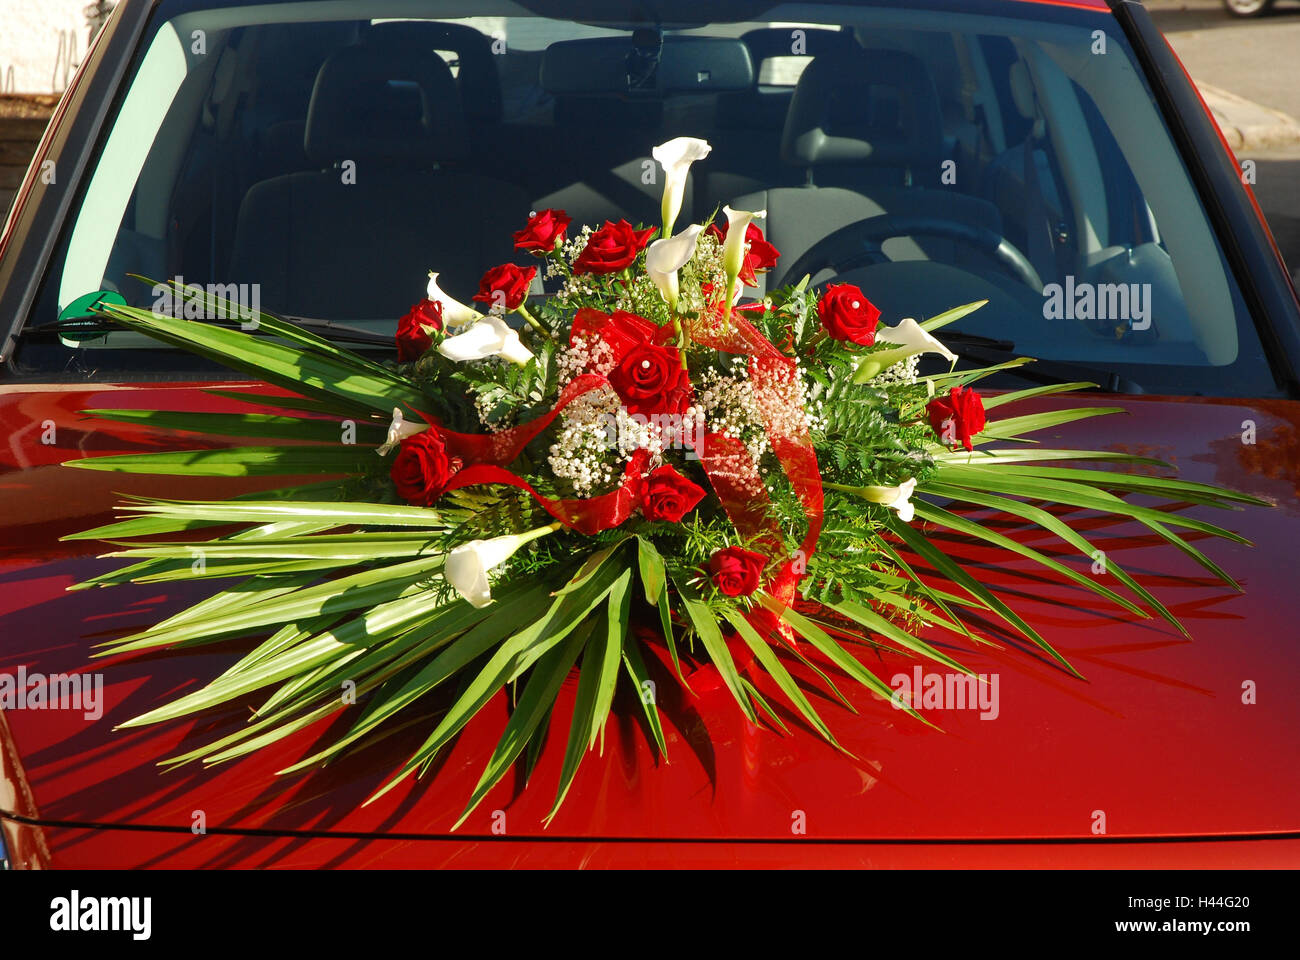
[2,0,1299,869]
[1223,0,1278,19]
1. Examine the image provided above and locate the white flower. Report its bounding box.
[376,407,426,456]
[645,224,704,310]
[426,272,482,328]
[653,137,711,237]
[875,318,957,364]
[721,205,767,284]
[438,316,533,366]
[445,535,529,608]
[862,478,918,523]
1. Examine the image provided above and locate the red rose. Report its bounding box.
[818,284,881,346]
[514,208,572,254]
[927,386,986,453]
[707,221,780,286]
[395,299,442,362]
[640,465,706,523]
[610,341,689,417]
[573,220,656,275]
[472,263,537,312]
[709,546,767,598]
[390,430,461,507]
[570,309,687,415]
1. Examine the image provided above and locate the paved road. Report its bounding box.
[1144,0,1300,280]
[1145,0,1300,121]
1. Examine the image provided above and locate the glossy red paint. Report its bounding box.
[1011,0,1108,8]
[1,381,1298,867]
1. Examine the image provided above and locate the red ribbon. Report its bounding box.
[421,373,610,469]
[691,304,825,629]
[444,451,649,536]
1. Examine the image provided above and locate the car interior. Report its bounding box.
[22,2,1277,396]
[178,18,1055,313]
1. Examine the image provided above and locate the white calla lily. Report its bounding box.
[646,224,704,311]
[852,318,958,383]
[653,137,711,238]
[438,316,534,366]
[720,205,767,284]
[376,407,426,456]
[826,477,919,522]
[861,477,918,523]
[875,318,958,364]
[445,524,562,608]
[446,537,526,608]
[426,271,482,328]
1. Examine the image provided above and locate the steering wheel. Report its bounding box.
[780,214,1044,293]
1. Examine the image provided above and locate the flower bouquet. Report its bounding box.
[66,137,1263,826]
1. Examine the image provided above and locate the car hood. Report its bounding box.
[2,381,1298,860]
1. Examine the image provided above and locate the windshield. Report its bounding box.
[18,0,1277,395]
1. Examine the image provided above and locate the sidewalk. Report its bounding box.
[1196,83,1300,154]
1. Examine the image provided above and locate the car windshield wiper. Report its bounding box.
[21,313,396,348]
[937,331,1016,352]
[938,331,1145,394]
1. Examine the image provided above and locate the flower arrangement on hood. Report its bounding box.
[68,137,1265,828]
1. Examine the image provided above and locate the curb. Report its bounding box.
[1196,82,1300,153]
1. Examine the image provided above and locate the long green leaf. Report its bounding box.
[98,303,429,416]
[620,637,668,756]
[723,607,844,751]
[978,407,1126,441]
[97,555,444,654]
[919,479,1188,636]
[367,561,621,804]
[83,408,386,445]
[453,624,590,829]
[591,570,631,751]
[919,299,988,333]
[675,585,757,724]
[910,501,1152,622]
[65,445,373,477]
[277,580,555,774]
[827,596,975,675]
[885,518,1081,678]
[756,594,930,723]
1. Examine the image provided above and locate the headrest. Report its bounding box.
[1008,61,1036,121]
[780,47,944,172]
[304,43,466,165]
[363,21,503,123]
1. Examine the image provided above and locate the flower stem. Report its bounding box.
[515,303,554,341]
[822,481,863,496]
[517,521,564,546]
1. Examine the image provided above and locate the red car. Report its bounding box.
[2,0,1299,869]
